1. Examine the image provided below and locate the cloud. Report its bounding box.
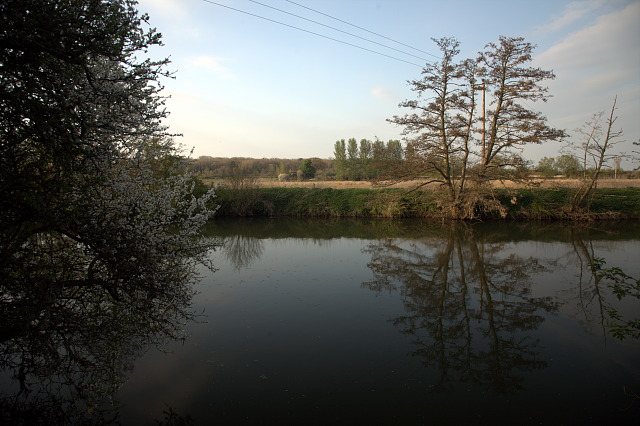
[536,0,607,33]
[370,86,398,103]
[192,56,235,79]
[536,1,639,86]
[532,1,640,162]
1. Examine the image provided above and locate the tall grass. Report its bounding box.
[212,187,640,220]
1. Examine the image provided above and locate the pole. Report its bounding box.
[481,80,486,163]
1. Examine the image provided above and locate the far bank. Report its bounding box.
[211,186,640,221]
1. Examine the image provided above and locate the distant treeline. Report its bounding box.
[189,138,638,181]
[189,156,334,179]
[189,138,403,180]
[333,138,402,180]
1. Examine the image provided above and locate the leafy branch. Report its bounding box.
[590,257,640,340]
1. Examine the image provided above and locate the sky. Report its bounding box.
[136,0,640,167]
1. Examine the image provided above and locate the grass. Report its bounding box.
[212,185,640,220]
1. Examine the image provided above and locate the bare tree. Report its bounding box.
[477,36,566,175]
[388,36,564,218]
[388,37,476,212]
[570,97,624,212]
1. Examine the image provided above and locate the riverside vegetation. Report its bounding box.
[211,184,640,220]
[200,152,640,220]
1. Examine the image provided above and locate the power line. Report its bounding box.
[201,1,423,67]
[247,0,433,63]
[285,0,439,59]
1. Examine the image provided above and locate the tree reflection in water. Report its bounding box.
[567,227,610,336]
[567,226,640,340]
[362,223,558,394]
[0,242,219,425]
[222,235,264,271]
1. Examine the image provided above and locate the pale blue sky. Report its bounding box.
[137,0,639,167]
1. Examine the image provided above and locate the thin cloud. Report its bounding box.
[370,86,398,103]
[192,56,235,79]
[537,0,607,33]
[534,1,640,158]
[536,2,639,73]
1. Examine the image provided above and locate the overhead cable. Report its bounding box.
[201,1,423,67]
[247,0,433,63]
[285,0,439,59]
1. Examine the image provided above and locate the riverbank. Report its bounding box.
[212,186,640,220]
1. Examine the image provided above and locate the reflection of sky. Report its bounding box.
[197,237,380,307]
[118,230,640,424]
[121,237,414,423]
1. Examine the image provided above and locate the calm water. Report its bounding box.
[2,219,639,425]
[114,218,640,425]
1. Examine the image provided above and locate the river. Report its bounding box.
[113,218,640,425]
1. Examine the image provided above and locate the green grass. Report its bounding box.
[212,187,640,220]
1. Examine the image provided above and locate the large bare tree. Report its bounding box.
[388,36,565,218]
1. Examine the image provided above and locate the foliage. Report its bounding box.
[590,258,640,340]
[332,138,403,181]
[555,154,582,177]
[299,159,316,180]
[536,155,582,177]
[536,156,558,177]
[191,156,334,180]
[0,0,218,419]
[217,161,262,216]
[212,187,640,219]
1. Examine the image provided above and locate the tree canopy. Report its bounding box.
[0,0,217,419]
[299,159,316,179]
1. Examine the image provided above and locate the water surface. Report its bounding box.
[116,218,640,425]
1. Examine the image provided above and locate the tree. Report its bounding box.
[276,161,289,177]
[359,138,373,179]
[0,0,217,416]
[299,158,316,180]
[555,154,582,177]
[347,137,360,180]
[568,97,624,212]
[386,140,404,162]
[333,139,347,180]
[477,36,566,173]
[389,37,476,206]
[536,156,558,176]
[388,36,564,218]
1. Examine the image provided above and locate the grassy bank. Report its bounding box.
[212,187,640,220]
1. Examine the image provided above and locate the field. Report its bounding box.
[246,178,640,190]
